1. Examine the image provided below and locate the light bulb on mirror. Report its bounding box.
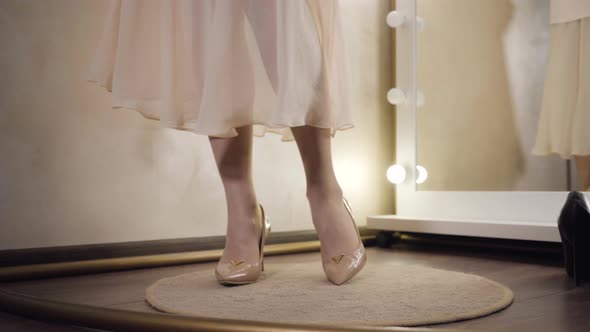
[387,88,406,105]
[386,11,406,28]
[386,164,407,184]
[416,165,428,184]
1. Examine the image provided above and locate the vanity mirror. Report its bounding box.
[416,0,584,192]
[368,0,589,242]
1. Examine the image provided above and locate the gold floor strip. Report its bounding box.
[0,237,473,332]
[0,238,338,282]
[0,288,467,332]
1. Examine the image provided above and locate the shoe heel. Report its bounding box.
[215,203,270,285]
[563,241,575,277]
[573,229,580,286]
[566,191,590,287]
[259,205,271,273]
[558,191,582,285]
[263,221,271,271]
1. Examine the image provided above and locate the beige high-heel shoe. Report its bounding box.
[215,203,271,285]
[321,196,367,285]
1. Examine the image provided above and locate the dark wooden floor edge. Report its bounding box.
[0,288,471,332]
[0,231,565,283]
[0,229,561,332]
[0,228,380,267]
[1,227,564,268]
[395,232,563,254]
[0,238,379,282]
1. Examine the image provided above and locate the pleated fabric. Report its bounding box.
[532,17,590,159]
[86,0,353,142]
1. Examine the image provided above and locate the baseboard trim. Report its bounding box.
[0,235,377,282]
[0,227,380,268]
[390,231,562,255]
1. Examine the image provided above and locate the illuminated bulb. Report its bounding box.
[416,165,428,184]
[387,88,406,105]
[386,11,406,28]
[387,165,407,184]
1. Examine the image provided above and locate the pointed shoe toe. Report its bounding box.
[322,246,367,285]
[321,196,368,286]
[215,261,262,285]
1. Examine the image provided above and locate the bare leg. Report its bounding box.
[575,155,590,191]
[209,125,263,263]
[290,125,360,259]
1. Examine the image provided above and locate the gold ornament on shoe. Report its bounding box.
[230,259,244,266]
[331,254,345,264]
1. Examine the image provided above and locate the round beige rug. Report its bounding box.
[145,261,514,327]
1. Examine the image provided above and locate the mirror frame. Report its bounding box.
[367,0,565,242]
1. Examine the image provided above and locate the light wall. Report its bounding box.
[0,0,393,250]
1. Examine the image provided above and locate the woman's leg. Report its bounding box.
[290,125,360,258]
[575,155,590,191]
[209,125,263,263]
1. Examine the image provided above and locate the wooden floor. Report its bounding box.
[0,242,588,332]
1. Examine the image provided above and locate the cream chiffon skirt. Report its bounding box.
[87,0,353,141]
[532,17,590,158]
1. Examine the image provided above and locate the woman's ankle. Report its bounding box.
[306,185,343,202]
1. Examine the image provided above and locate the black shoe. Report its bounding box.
[557,191,590,286]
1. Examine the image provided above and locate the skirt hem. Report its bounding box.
[89,79,354,142]
[531,148,590,159]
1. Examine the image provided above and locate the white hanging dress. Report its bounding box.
[87,0,353,142]
[532,0,590,158]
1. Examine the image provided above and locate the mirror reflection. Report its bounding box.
[416,0,590,191]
